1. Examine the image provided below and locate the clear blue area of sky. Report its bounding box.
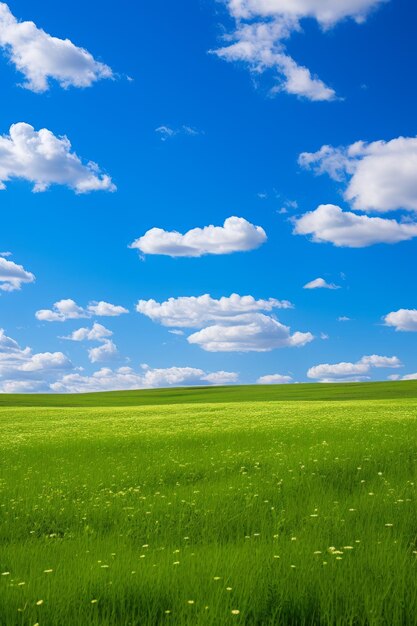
[1,0,416,384]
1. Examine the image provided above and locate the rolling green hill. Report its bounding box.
[0,379,416,407]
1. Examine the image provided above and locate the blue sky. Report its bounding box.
[0,0,416,392]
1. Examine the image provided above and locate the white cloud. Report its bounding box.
[226,0,386,24]
[130,216,267,257]
[36,299,128,322]
[36,299,87,322]
[139,365,205,388]
[299,136,417,213]
[0,3,113,92]
[19,351,70,372]
[155,126,176,141]
[212,19,335,101]
[202,371,239,384]
[0,380,46,393]
[293,204,417,248]
[211,0,386,101]
[338,316,351,322]
[0,328,72,392]
[362,355,401,368]
[62,322,118,363]
[389,372,417,381]
[182,126,201,137]
[383,309,417,332]
[136,293,292,328]
[0,123,115,193]
[296,137,417,248]
[402,372,417,381]
[307,354,402,381]
[187,313,314,352]
[87,301,129,317]
[257,373,293,384]
[64,322,113,342]
[51,365,239,393]
[88,340,118,364]
[137,294,311,353]
[0,328,21,353]
[0,255,35,291]
[0,327,239,393]
[303,277,340,290]
[155,125,202,141]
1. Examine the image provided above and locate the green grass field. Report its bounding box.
[1,382,417,625]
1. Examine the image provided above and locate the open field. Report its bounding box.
[1,382,417,625]
[1,380,417,407]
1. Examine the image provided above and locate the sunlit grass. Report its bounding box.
[1,394,416,624]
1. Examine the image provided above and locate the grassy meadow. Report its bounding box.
[1,382,417,625]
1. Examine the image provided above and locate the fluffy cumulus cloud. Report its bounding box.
[188,313,313,352]
[202,371,239,384]
[211,0,386,101]
[63,322,118,363]
[0,326,240,393]
[296,136,417,249]
[88,340,118,364]
[18,351,70,373]
[307,354,402,382]
[303,277,340,289]
[0,325,241,392]
[390,372,417,381]
[0,3,113,92]
[51,365,239,393]
[0,123,115,193]
[137,294,313,352]
[130,217,267,257]
[299,136,417,213]
[36,299,86,322]
[0,255,35,291]
[0,328,72,392]
[64,322,113,342]
[36,299,128,322]
[87,302,129,317]
[226,0,386,23]
[136,293,292,327]
[293,204,417,248]
[401,372,417,381]
[383,309,417,332]
[256,373,293,384]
